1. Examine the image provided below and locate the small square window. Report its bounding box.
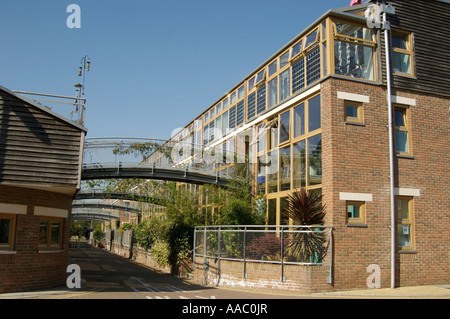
[347,201,365,224]
[0,214,16,250]
[345,101,363,124]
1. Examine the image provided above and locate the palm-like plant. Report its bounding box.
[282,188,328,263]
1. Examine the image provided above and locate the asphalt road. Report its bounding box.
[65,247,311,300]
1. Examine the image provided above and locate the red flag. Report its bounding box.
[350,0,363,5]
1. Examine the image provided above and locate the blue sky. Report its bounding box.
[0,0,352,140]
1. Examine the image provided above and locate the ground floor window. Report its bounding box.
[0,213,16,250]
[397,197,414,250]
[39,217,63,249]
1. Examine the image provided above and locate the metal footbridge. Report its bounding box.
[73,137,246,222]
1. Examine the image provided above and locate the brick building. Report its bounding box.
[0,86,86,293]
[150,0,449,291]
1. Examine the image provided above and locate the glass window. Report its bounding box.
[397,197,413,249]
[333,22,375,81]
[308,95,321,132]
[308,134,322,186]
[334,41,375,80]
[268,77,278,109]
[256,70,266,85]
[293,103,305,137]
[280,197,290,225]
[50,221,61,245]
[39,220,48,245]
[203,125,209,145]
[257,123,267,153]
[345,101,363,123]
[222,110,228,136]
[247,92,256,121]
[236,100,244,126]
[248,76,256,91]
[267,150,278,193]
[229,106,236,129]
[279,69,290,102]
[279,146,291,192]
[290,40,303,59]
[230,92,236,105]
[304,29,318,48]
[306,47,321,85]
[209,121,214,142]
[394,107,410,155]
[292,58,305,94]
[269,120,279,151]
[256,85,266,115]
[0,215,15,250]
[223,97,229,110]
[335,22,373,41]
[216,115,222,139]
[268,198,277,225]
[268,60,277,77]
[257,155,266,194]
[293,140,306,188]
[393,52,411,75]
[238,85,245,100]
[347,202,365,224]
[279,110,290,144]
[216,102,222,114]
[0,218,11,245]
[392,33,412,75]
[280,51,289,68]
[204,112,209,123]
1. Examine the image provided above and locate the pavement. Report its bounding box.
[1,281,449,300]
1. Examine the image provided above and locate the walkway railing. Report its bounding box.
[194,225,334,284]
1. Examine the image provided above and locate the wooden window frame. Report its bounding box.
[0,213,16,250]
[346,201,366,225]
[331,18,377,82]
[38,217,64,250]
[396,196,414,251]
[391,30,414,77]
[344,100,363,124]
[394,105,411,156]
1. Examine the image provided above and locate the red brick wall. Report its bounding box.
[193,257,332,294]
[0,185,73,293]
[321,77,450,290]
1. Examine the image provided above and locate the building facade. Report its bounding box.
[149,0,449,291]
[0,86,86,293]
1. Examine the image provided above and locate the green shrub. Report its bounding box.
[151,240,170,267]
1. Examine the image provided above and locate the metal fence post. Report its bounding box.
[280,226,285,283]
[217,227,221,284]
[243,226,247,279]
[193,227,197,270]
[328,228,333,284]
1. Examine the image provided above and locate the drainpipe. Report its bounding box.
[381,2,396,289]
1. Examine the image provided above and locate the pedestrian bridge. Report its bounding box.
[81,137,243,187]
[73,137,249,221]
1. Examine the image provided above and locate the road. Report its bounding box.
[62,247,311,300]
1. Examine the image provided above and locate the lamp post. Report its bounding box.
[77,55,91,98]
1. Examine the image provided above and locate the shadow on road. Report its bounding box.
[69,247,213,295]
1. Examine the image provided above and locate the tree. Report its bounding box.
[281,188,328,263]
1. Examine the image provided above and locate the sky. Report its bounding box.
[0,0,353,140]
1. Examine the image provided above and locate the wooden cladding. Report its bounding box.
[0,90,84,188]
[385,0,450,97]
